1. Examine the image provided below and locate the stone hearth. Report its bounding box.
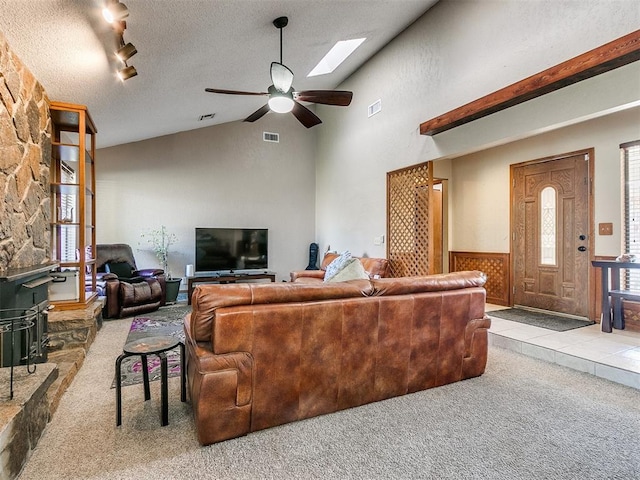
[0,363,57,480]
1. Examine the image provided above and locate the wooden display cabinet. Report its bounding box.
[49,101,97,308]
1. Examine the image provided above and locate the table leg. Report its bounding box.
[115,353,127,426]
[179,342,186,402]
[600,266,612,333]
[159,352,168,426]
[141,354,151,400]
[187,278,194,305]
[611,267,625,330]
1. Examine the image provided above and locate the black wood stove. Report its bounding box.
[0,262,57,398]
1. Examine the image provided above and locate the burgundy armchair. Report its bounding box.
[96,243,167,318]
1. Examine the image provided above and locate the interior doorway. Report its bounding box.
[510,149,594,318]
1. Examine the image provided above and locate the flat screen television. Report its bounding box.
[195,228,268,273]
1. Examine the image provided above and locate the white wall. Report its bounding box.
[96,0,640,277]
[449,107,640,255]
[314,0,640,258]
[96,114,317,282]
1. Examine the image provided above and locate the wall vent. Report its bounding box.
[198,113,215,121]
[263,132,279,143]
[368,99,382,117]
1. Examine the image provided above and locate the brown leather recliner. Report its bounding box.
[290,252,390,283]
[96,243,167,318]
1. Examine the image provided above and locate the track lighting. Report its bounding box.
[116,42,137,62]
[102,2,129,23]
[103,1,138,81]
[117,65,137,81]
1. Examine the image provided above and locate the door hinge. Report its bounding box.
[584,153,589,161]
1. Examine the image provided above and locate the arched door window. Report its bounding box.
[540,186,557,265]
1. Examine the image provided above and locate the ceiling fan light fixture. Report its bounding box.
[117,65,137,81]
[116,42,137,62]
[103,2,129,23]
[268,95,294,113]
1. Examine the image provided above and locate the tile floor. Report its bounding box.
[486,304,640,390]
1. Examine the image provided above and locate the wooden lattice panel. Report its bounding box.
[387,163,432,277]
[449,251,510,306]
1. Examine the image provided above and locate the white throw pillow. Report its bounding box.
[326,258,369,283]
[323,250,352,282]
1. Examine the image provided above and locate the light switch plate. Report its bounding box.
[599,223,613,235]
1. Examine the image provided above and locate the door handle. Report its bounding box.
[578,246,587,252]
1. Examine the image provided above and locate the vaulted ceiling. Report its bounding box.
[0,0,437,148]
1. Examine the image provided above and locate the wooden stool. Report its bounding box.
[115,335,186,426]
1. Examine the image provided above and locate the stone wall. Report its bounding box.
[0,31,51,271]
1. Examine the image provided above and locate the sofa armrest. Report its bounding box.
[103,278,121,318]
[184,315,253,445]
[135,268,164,277]
[290,270,325,282]
[462,315,492,379]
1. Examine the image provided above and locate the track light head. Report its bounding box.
[103,2,129,23]
[117,65,137,81]
[116,42,137,62]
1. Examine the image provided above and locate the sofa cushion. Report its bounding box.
[326,258,369,283]
[323,251,352,282]
[190,280,374,342]
[320,252,339,270]
[370,271,487,296]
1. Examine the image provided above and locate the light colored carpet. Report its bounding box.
[18,310,640,480]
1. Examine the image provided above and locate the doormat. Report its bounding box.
[488,308,595,332]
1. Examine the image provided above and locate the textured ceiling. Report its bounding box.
[0,0,437,148]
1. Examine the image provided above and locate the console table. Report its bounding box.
[592,260,640,333]
[187,272,276,305]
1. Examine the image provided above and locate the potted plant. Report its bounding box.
[141,225,181,304]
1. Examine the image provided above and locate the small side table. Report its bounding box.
[115,335,186,426]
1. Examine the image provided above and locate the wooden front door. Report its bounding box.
[511,151,591,317]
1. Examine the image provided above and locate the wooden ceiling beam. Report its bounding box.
[420,29,640,136]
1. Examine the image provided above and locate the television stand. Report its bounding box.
[187,272,276,305]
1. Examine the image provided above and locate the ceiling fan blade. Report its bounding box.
[291,101,322,128]
[294,90,353,106]
[244,104,271,122]
[270,62,294,93]
[205,88,268,96]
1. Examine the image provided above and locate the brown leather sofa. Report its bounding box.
[184,270,490,445]
[290,252,390,282]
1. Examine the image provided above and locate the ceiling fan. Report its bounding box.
[205,16,353,128]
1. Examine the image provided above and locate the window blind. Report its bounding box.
[623,140,640,290]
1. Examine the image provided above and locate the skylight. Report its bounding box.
[307,38,366,77]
